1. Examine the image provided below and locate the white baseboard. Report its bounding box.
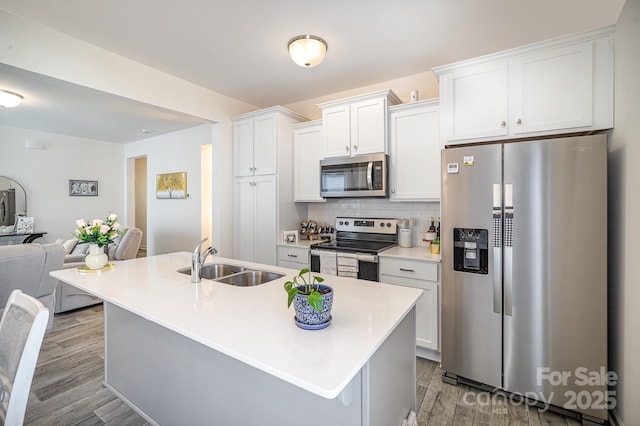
[416,346,440,362]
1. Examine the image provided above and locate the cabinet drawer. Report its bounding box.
[277,246,309,265]
[379,258,438,282]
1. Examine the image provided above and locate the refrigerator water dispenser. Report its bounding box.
[453,228,488,274]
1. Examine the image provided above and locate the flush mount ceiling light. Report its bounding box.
[0,89,23,108]
[288,35,328,68]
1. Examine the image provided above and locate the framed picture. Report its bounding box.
[156,172,187,199]
[282,230,299,244]
[69,180,98,196]
[14,216,34,234]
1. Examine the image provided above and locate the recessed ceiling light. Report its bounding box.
[0,89,23,108]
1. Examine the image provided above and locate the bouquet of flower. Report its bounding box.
[73,213,123,247]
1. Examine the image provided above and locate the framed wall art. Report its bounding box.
[69,180,98,196]
[156,172,187,199]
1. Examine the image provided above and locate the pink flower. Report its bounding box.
[108,213,118,221]
[113,222,121,230]
[92,219,104,226]
[76,219,86,228]
[99,224,110,235]
[84,226,93,234]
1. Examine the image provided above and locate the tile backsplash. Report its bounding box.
[307,198,440,247]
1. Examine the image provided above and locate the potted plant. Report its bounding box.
[284,268,333,329]
[430,236,440,255]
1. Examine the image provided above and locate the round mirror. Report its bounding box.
[0,176,27,227]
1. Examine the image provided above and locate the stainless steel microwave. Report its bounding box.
[320,154,388,198]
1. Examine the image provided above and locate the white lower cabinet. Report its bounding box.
[277,245,309,269]
[380,257,440,359]
[234,175,277,265]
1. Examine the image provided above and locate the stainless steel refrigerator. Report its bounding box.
[440,134,608,422]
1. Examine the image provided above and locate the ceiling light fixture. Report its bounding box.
[0,89,23,108]
[288,35,328,68]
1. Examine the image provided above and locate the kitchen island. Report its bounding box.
[51,252,422,426]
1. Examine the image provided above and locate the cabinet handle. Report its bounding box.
[353,145,358,151]
[516,118,522,126]
[391,188,396,193]
[399,268,415,272]
[287,254,298,258]
[345,145,350,152]
[500,121,506,128]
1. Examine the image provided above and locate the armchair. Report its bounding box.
[0,243,64,328]
[55,227,143,313]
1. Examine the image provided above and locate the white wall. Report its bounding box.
[134,157,148,250]
[609,0,640,423]
[0,10,256,256]
[0,124,124,242]
[124,125,212,256]
[284,71,440,120]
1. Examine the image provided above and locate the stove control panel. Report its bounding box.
[335,217,397,234]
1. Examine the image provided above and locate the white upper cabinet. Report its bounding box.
[510,41,593,135]
[439,60,509,142]
[233,107,306,177]
[388,99,441,201]
[435,26,614,145]
[318,89,401,158]
[293,120,324,202]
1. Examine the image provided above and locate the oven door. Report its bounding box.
[354,253,379,282]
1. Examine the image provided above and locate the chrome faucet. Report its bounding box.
[191,237,218,283]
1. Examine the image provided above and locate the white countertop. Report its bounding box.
[379,245,441,262]
[50,253,421,399]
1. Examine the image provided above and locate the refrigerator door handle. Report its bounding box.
[492,184,502,314]
[493,247,502,314]
[504,183,514,316]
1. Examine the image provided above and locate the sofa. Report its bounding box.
[55,227,143,313]
[0,243,64,327]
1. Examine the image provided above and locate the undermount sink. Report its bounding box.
[177,263,246,280]
[177,263,284,286]
[215,270,285,287]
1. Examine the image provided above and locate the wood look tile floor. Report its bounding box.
[25,305,581,426]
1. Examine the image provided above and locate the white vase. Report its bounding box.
[85,243,108,269]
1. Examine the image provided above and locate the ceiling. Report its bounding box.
[0,63,211,143]
[0,0,626,143]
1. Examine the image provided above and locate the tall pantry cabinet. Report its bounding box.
[232,107,307,265]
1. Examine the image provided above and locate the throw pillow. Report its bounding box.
[62,238,79,254]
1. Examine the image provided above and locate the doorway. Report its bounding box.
[127,156,148,257]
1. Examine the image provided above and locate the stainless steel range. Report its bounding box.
[310,217,397,282]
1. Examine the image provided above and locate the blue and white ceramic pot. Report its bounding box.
[293,284,333,326]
